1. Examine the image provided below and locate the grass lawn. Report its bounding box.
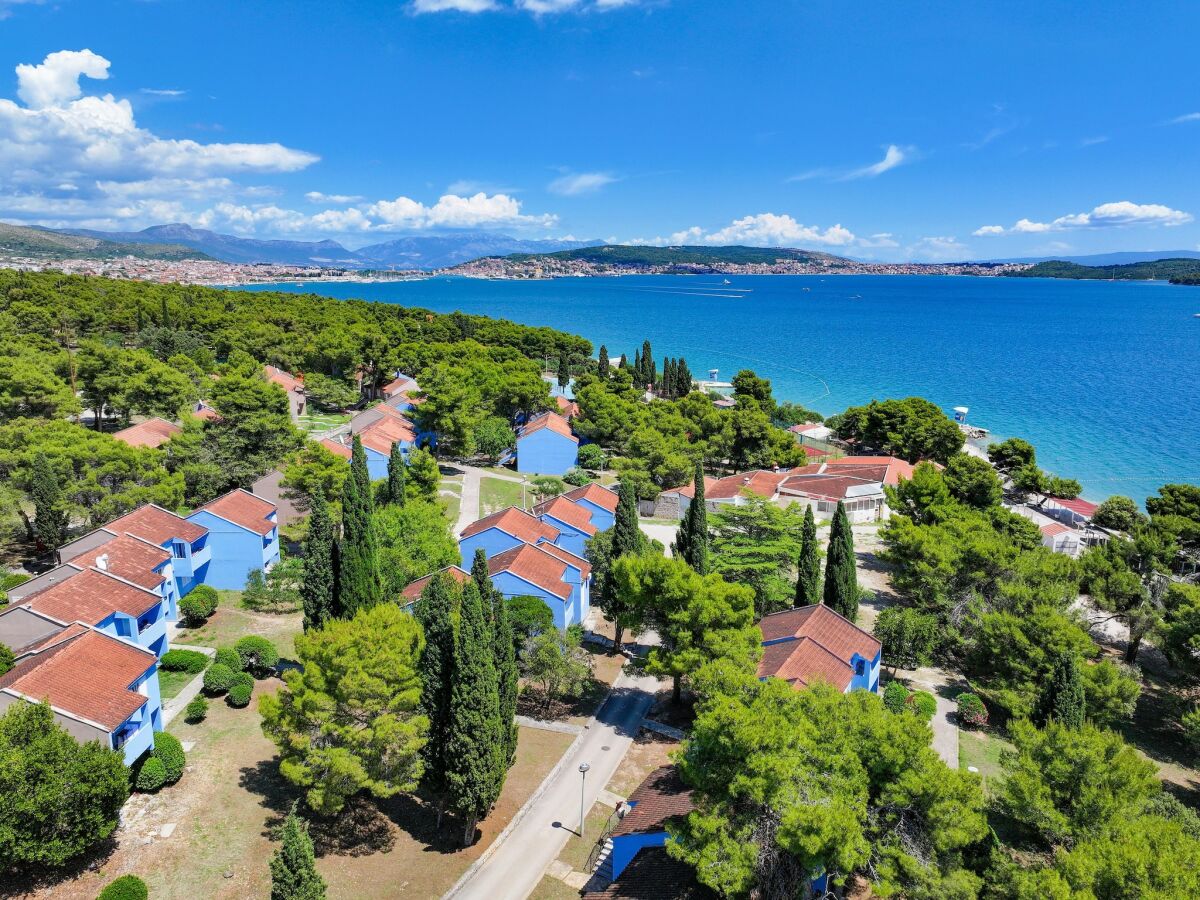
[296,411,351,434]
[958,729,1012,795]
[441,493,461,526]
[157,668,200,701]
[28,688,575,900]
[528,875,585,899]
[174,599,304,661]
[480,476,525,516]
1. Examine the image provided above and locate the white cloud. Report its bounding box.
[547,171,616,196]
[907,236,969,261]
[411,0,497,11]
[843,144,911,180]
[977,201,1193,236]
[517,0,581,10]
[16,49,110,108]
[1080,135,1108,147]
[634,213,859,248]
[369,191,555,229]
[1170,112,1200,124]
[140,88,186,97]
[305,191,363,204]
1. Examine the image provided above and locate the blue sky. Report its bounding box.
[1,0,1198,260]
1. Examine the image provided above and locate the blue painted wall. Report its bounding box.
[490,571,573,630]
[574,499,615,532]
[458,528,523,567]
[536,514,590,558]
[186,509,280,590]
[517,428,578,475]
[112,660,163,765]
[611,831,668,881]
[172,534,211,601]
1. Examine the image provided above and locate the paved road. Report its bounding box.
[900,666,962,768]
[446,671,660,900]
[454,466,483,537]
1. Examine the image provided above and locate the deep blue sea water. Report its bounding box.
[235,274,1200,504]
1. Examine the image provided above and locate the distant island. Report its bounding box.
[1012,257,1200,282]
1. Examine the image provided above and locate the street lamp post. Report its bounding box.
[521,476,528,511]
[578,762,591,835]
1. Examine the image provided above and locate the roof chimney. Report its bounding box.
[95,553,109,571]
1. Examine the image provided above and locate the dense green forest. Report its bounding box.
[1014,257,1200,281]
[500,243,852,268]
[0,223,210,262]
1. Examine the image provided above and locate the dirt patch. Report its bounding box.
[605,731,680,798]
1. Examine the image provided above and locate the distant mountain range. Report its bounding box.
[55,224,599,269]
[0,222,214,262]
[505,244,854,267]
[981,250,1200,266]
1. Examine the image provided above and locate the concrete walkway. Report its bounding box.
[445,670,661,900]
[895,666,962,768]
[161,644,216,726]
[454,466,483,537]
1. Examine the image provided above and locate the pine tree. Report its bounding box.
[160,295,171,329]
[672,463,709,575]
[557,349,570,391]
[300,493,336,631]
[269,802,326,900]
[386,443,406,506]
[446,581,504,846]
[30,452,68,557]
[795,505,821,607]
[676,357,693,396]
[414,571,458,828]
[598,345,609,379]
[822,501,859,620]
[339,436,382,614]
[1037,651,1086,728]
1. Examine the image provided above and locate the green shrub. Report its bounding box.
[576,443,606,470]
[189,584,219,615]
[883,680,909,714]
[957,692,989,728]
[1183,707,1200,748]
[227,681,253,708]
[202,663,235,695]
[235,635,280,676]
[214,647,241,671]
[97,874,148,900]
[159,648,209,674]
[232,671,254,690]
[179,587,217,625]
[908,690,938,722]
[563,466,592,487]
[152,732,186,784]
[134,756,166,792]
[184,696,208,723]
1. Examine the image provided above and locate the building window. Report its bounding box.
[855,659,865,676]
[171,541,187,558]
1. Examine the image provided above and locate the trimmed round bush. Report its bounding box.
[883,680,909,714]
[189,584,219,615]
[563,466,592,487]
[214,647,241,671]
[202,662,235,695]
[179,593,213,625]
[235,635,280,676]
[159,648,209,674]
[152,732,186,784]
[134,756,166,792]
[231,670,254,690]
[908,690,938,722]
[956,692,989,728]
[227,681,253,708]
[97,874,148,900]
[184,695,208,723]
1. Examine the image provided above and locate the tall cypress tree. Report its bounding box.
[415,571,458,828]
[677,358,692,396]
[300,493,336,631]
[386,443,406,506]
[822,501,859,620]
[270,802,326,900]
[598,345,609,379]
[632,349,642,383]
[795,505,822,608]
[557,349,570,391]
[1037,651,1086,728]
[30,452,68,558]
[606,480,644,654]
[672,463,709,575]
[339,436,382,614]
[446,581,504,846]
[469,548,519,767]
[661,357,671,397]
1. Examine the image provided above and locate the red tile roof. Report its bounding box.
[757,636,855,689]
[264,365,302,392]
[357,415,416,454]
[533,496,598,535]
[534,542,592,580]
[518,412,578,444]
[382,375,418,398]
[399,566,470,601]
[829,456,916,485]
[1040,522,1073,537]
[660,476,719,500]
[69,534,170,591]
[461,507,560,544]
[1049,496,1099,518]
[758,605,881,672]
[706,469,794,501]
[801,445,831,459]
[192,403,222,421]
[319,437,353,460]
[562,482,619,513]
[20,568,160,625]
[777,457,914,503]
[554,395,580,418]
[197,489,277,536]
[488,543,572,599]
[612,766,694,837]
[108,504,207,546]
[111,417,181,449]
[583,847,715,900]
[0,629,154,730]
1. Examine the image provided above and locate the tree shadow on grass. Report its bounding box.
[0,835,118,897]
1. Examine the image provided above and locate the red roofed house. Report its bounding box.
[106,504,211,600]
[776,456,917,523]
[0,620,163,765]
[381,373,418,400]
[485,542,590,629]
[264,365,306,418]
[319,437,353,460]
[399,566,471,607]
[516,412,579,476]
[554,394,580,419]
[757,604,882,693]
[652,475,720,520]
[459,506,561,562]
[533,495,598,556]
[186,489,280,589]
[561,482,620,531]
[111,417,181,450]
[1039,521,1082,556]
[1042,495,1099,529]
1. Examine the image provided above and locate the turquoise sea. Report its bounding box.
[236,274,1200,504]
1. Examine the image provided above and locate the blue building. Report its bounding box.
[559,483,619,532]
[481,542,591,630]
[458,507,561,567]
[533,496,598,558]
[345,404,420,479]
[187,489,280,590]
[756,605,882,693]
[0,619,163,766]
[515,412,579,476]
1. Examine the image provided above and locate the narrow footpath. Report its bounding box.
[445,670,661,900]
